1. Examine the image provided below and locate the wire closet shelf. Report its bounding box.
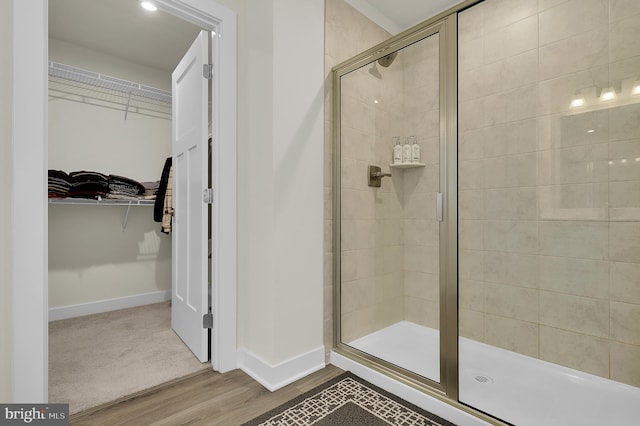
[48,61,172,120]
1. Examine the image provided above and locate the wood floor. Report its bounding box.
[71,365,345,425]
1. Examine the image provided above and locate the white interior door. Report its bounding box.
[172,30,210,363]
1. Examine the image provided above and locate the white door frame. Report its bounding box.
[11,0,237,402]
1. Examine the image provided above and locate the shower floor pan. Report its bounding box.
[348,321,640,426]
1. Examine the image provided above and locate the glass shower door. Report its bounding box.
[458,0,640,424]
[336,28,443,384]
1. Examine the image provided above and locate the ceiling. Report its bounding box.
[348,0,465,34]
[49,0,463,73]
[49,0,201,72]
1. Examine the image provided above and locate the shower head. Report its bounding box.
[377,51,397,68]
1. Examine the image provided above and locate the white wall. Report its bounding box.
[0,0,13,402]
[243,0,277,359]
[216,0,325,380]
[251,0,324,364]
[48,40,172,309]
[271,0,324,361]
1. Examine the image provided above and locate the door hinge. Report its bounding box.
[203,63,213,79]
[203,313,213,329]
[203,188,214,204]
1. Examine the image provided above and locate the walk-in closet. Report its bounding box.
[47,0,206,413]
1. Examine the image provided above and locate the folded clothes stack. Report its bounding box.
[68,170,110,199]
[140,181,160,200]
[48,170,72,198]
[106,174,146,200]
[47,169,158,201]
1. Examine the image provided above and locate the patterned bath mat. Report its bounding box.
[243,372,457,426]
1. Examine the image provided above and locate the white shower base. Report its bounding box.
[350,321,441,382]
[347,321,640,426]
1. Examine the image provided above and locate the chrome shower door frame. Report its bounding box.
[332,12,456,401]
[331,1,504,423]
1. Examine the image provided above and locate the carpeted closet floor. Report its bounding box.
[49,302,208,414]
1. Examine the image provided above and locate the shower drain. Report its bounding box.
[474,375,494,384]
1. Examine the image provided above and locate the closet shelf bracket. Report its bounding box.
[124,91,131,120]
[122,203,132,232]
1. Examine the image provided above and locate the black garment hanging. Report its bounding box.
[154,157,172,222]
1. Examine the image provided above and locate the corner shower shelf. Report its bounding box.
[389,163,426,169]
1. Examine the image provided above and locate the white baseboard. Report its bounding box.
[48,290,171,322]
[330,351,490,426]
[238,346,325,392]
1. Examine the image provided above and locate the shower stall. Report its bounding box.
[331,0,640,425]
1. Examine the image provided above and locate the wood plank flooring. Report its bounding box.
[71,365,345,426]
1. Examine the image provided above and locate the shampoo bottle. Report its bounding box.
[392,136,402,164]
[403,137,412,163]
[411,135,420,163]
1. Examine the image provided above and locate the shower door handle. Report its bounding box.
[436,192,443,222]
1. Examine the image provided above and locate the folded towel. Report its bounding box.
[69,170,109,184]
[108,174,145,195]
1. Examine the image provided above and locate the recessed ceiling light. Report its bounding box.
[140,1,158,12]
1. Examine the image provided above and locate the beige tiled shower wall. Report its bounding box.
[324,0,392,358]
[338,59,405,343]
[458,0,640,387]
